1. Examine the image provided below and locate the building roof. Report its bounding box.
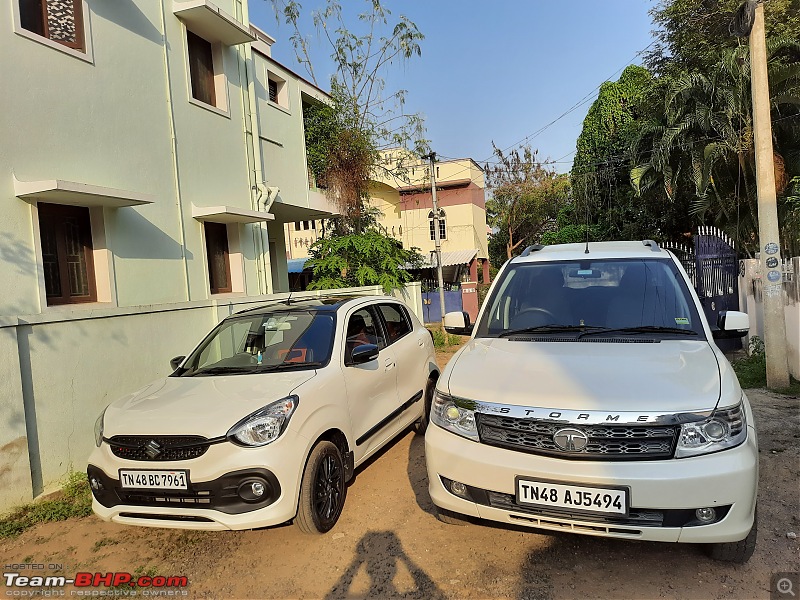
[287,258,310,273]
[420,249,478,268]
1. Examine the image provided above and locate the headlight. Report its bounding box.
[94,407,107,447]
[227,396,298,447]
[430,390,479,441]
[675,402,747,458]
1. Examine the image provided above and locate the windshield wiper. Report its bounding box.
[578,326,699,339]
[191,366,258,376]
[261,361,324,370]
[498,325,604,338]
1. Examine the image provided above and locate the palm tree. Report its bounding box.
[631,39,800,254]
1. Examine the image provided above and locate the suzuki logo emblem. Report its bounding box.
[144,440,163,459]
[553,428,589,452]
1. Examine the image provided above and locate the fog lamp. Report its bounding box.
[251,481,266,497]
[696,507,716,522]
[450,480,468,498]
[89,477,103,491]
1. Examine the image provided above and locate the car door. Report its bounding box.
[376,303,427,417]
[341,305,400,462]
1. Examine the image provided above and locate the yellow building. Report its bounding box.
[286,152,491,284]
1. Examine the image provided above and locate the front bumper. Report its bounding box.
[425,423,758,543]
[87,435,306,530]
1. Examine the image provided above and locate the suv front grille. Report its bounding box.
[475,414,677,460]
[109,435,210,461]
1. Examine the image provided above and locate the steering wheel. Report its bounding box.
[510,307,557,329]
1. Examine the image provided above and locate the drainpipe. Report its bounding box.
[234,0,273,295]
[158,0,192,301]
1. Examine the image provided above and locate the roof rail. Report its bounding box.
[520,244,544,257]
[642,239,660,251]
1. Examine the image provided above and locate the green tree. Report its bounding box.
[646,0,800,75]
[485,144,571,259]
[570,65,686,241]
[306,231,422,293]
[631,40,800,254]
[273,0,428,288]
[274,0,427,230]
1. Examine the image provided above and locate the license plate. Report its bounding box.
[119,470,188,490]
[515,477,628,516]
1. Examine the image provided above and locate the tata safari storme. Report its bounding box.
[429,240,757,563]
[88,296,438,534]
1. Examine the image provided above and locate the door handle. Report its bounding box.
[418,338,425,347]
[384,359,395,371]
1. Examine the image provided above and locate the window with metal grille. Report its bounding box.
[204,222,231,294]
[37,203,96,305]
[428,210,446,241]
[268,79,278,103]
[187,30,216,106]
[19,0,84,50]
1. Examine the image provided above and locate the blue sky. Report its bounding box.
[248,1,656,172]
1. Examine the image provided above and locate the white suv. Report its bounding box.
[427,241,758,563]
[88,296,438,533]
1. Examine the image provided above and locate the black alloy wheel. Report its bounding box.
[296,441,347,534]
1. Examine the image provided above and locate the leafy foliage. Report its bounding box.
[646,0,800,75]
[276,0,427,230]
[732,336,800,392]
[305,230,422,293]
[485,144,571,259]
[0,472,92,538]
[569,1,800,255]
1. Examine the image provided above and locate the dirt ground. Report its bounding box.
[2,346,798,600]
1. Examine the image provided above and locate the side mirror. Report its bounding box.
[170,356,186,371]
[350,344,379,365]
[713,311,750,339]
[444,311,473,336]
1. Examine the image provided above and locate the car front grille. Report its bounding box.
[475,414,677,460]
[108,435,210,461]
[118,490,214,506]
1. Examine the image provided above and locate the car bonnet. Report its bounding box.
[445,337,721,414]
[103,371,317,438]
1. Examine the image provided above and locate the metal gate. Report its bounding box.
[663,226,740,351]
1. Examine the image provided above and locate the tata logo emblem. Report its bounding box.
[144,440,163,459]
[553,428,589,452]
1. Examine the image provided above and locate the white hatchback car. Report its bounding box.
[428,241,758,563]
[88,296,438,533]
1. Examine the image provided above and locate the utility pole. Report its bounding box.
[749,1,790,388]
[423,152,446,326]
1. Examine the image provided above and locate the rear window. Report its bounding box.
[378,303,412,344]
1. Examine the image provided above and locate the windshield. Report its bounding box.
[179,310,335,376]
[476,258,705,339]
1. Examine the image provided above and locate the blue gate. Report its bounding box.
[421,291,463,323]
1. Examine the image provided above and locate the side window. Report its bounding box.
[345,308,385,361]
[19,0,85,51]
[377,304,412,345]
[38,202,97,305]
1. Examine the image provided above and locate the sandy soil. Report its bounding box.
[2,347,798,600]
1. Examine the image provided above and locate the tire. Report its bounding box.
[707,508,757,563]
[436,507,471,526]
[295,441,347,534]
[413,379,435,435]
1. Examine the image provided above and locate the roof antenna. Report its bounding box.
[584,195,590,254]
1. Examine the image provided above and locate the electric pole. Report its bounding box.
[423,152,447,326]
[749,1,790,388]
